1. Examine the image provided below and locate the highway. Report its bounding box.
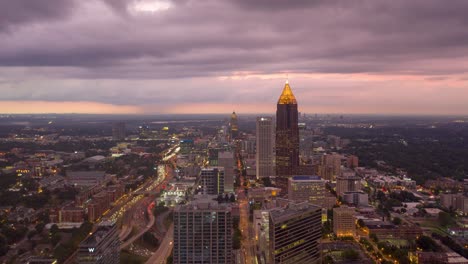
[145,224,174,264]
[120,201,156,249]
[62,142,180,263]
[154,210,172,239]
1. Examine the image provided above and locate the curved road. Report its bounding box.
[120,203,156,249]
[145,224,174,264]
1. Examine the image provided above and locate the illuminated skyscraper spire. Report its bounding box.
[230,111,238,139]
[277,79,297,105]
[275,79,300,191]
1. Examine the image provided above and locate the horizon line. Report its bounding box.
[1,112,467,117]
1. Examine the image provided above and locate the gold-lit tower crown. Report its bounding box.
[277,79,297,104]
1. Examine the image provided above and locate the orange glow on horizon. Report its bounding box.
[0,101,143,114]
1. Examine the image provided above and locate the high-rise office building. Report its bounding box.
[346,155,359,169]
[112,122,126,141]
[208,147,220,166]
[276,80,300,191]
[256,117,275,178]
[241,135,256,158]
[268,200,322,264]
[173,196,233,264]
[230,111,239,139]
[336,172,361,196]
[76,221,120,264]
[318,153,342,181]
[200,167,225,195]
[180,139,194,155]
[343,191,369,207]
[299,123,314,158]
[288,175,326,207]
[440,193,468,214]
[218,151,235,193]
[333,206,356,238]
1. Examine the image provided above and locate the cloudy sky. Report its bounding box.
[1,0,468,115]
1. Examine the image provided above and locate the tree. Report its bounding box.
[0,234,8,256]
[416,235,440,252]
[2,225,27,244]
[51,233,61,246]
[35,222,45,234]
[50,224,59,235]
[370,233,379,243]
[261,177,272,187]
[341,249,360,261]
[27,230,37,240]
[357,219,365,228]
[230,193,236,203]
[376,190,386,201]
[54,244,73,262]
[232,218,240,229]
[233,228,242,249]
[217,194,224,203]
[166,250,174,264]
[142,232,159,247]
[438,211,454,227]
[323,255,334,264]
[392,217,402,225]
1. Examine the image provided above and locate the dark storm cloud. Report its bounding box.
[231,0,334,10]
[1,0,468,77]
[1,0,468,114]
[0,0,76,31]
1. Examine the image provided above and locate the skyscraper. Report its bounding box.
[268,200,322,264]
[76,221,120,264]
[200,167,225,195]
[256,117,275,178]
[336,172,362,196]
[218,151,235,193]
[229,111,238,139]
[173,196,233,264]
[276,80,300,190]
[112,122,126,140]
[318,153,342,181]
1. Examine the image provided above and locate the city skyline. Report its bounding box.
[2,1,468,115]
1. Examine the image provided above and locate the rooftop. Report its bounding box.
[175,195,231,212]
[81,221,115,247]
[290,175,323,181]
[269,200,321,224]
[67,171,106,179]
[201,167,225,172]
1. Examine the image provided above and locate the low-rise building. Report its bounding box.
[59,207,84,223]
[248,187,281,202]
[363,220,423,239]
[440,193,468,215]
[288,175,326,207]
[416,252,468,264]
[67,171,107,187]
[77,221,120,264]
[333,206,356,237]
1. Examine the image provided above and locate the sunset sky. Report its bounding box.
[1,0,468,115]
